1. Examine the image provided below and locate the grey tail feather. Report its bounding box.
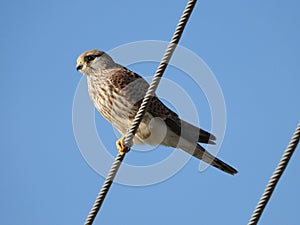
[198,128,216,144]
[192,144,238,175]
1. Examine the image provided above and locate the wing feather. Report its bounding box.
[108,67,216,144]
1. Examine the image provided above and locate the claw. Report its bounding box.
[116,137,130,155]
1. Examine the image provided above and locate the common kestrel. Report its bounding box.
[76,49,237,175]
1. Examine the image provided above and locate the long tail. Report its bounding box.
[189,144,238,175]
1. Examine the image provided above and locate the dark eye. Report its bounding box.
[85,55,96,62]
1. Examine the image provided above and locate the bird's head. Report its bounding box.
[76,49,117,75]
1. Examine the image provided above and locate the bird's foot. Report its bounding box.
[116,137,130,155]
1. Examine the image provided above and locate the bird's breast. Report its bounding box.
[87,78,138,133]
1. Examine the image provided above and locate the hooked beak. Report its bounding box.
[76,64,83,71]
[76,61,84,71]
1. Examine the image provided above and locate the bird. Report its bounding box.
[76,49,238,175]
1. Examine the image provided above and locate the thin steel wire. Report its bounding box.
[84,153,125,225]
[84,1,197,224]
[247,123,300,225]
[123,0,197,147]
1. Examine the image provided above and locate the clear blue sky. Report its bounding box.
[1,1,299,224]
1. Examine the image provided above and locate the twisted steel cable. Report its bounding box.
[84,153,125,225]
[247,123,300,225]
[123,0,197,147]
[84,1,197,224]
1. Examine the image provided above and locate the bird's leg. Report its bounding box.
[116,137,131,155]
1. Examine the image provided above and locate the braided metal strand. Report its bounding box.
[247,123,300,225]
[84,153,125,225]
[83,1,197,224]
[123,0,197,147]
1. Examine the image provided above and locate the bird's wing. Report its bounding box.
[108,67,149,118]
[109,66,147,90]
[148,97,216,144]
[108,67,215,144]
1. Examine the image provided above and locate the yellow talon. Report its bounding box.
[116,137,130,155]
